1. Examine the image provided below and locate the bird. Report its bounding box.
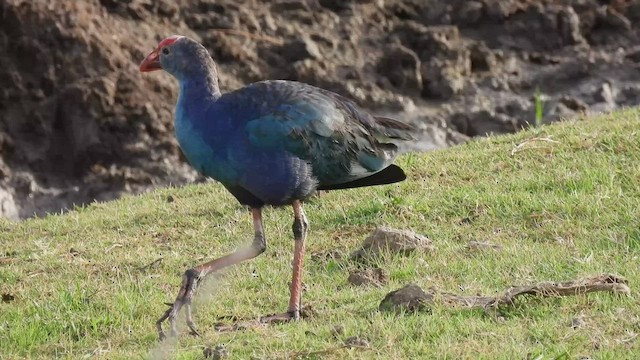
[139,35,423,340]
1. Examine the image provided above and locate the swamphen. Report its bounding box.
[140,35,421,340]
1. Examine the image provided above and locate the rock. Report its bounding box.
[351,227,434,259]
[377,44,422,95]
[347,267,388,287]
[379,284,433,313]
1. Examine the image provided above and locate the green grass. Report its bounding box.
[534,87,545,127]
[1,110,640,359]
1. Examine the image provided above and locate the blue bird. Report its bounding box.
[140,35,421,339]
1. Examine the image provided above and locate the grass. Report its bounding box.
[534,87,545,127]
[1,109,640,359]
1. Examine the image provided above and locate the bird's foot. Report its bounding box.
[157,268,202,341]
[260,304,315,324]
[259,310,300,325]
[214,305,314,332]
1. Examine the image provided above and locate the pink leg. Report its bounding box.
[288,200,308,316]
[261,200,309,323]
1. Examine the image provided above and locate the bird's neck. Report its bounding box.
[178,62,222,102]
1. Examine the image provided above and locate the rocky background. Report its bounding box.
[0,0,639,219]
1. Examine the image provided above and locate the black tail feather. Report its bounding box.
[318,164,406,190]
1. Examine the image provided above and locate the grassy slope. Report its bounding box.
[1,110,639,359]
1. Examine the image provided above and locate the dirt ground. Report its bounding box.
[1,0,639,219]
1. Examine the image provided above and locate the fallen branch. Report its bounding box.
[437,273,630,310]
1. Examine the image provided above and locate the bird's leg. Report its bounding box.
[288,200,308,318]
[260,200,309,324]
[157,207,266,340]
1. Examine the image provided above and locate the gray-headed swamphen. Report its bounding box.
[140,35,424,340]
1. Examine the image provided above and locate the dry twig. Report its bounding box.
[437,273,630,310]
[139,257,163,272]
[511,136,561,156]
[0,257,17,264]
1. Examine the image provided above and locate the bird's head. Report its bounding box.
[139,35,214,80]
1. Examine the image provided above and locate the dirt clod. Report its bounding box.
[379,284,434,313]
[347,267,388,287]
[351,227,434,259]
[331,324,345,337]
[344,336,370,349]
[2,293,15,303]
[203,344,228,359]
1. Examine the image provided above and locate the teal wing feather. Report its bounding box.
[244,81,415,186]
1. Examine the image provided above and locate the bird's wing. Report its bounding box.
[242,81,416,185]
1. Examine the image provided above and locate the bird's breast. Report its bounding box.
[174,112,237,183]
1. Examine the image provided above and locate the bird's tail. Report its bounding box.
[374,116,441,153]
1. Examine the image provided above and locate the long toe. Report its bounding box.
[259,310,299,325]
[157,268,201,340]
[185,304,201,336]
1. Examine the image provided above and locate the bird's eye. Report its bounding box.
[162,47,170,55]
